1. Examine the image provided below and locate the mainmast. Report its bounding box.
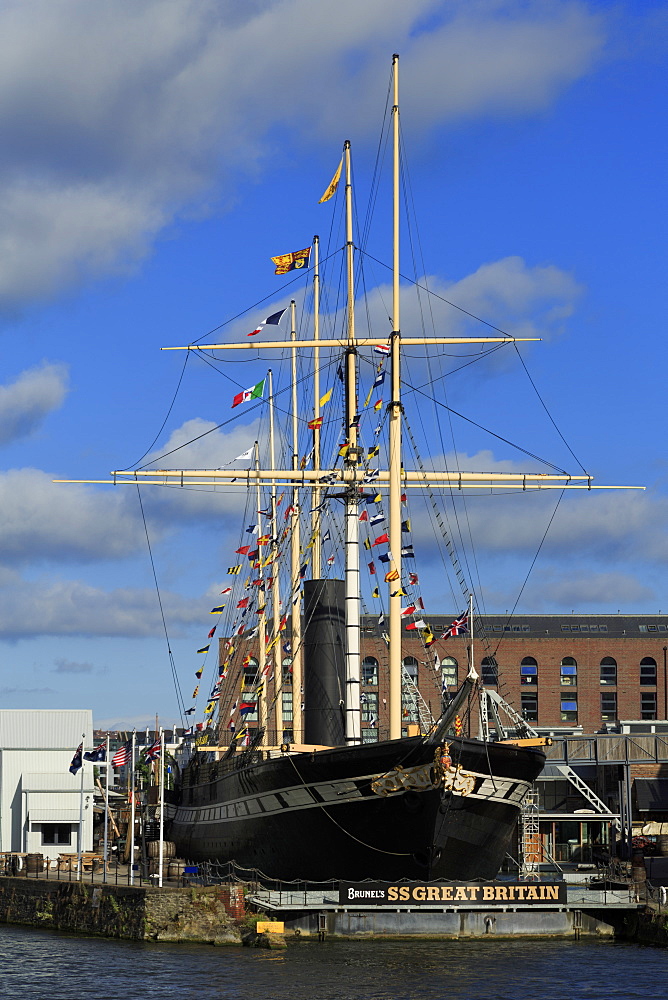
[254,441,267,735]
[289,300,303,743]
[343,139,362,745]
[268,370,283,740]
[388,53,402,740]
[311,236,322,580]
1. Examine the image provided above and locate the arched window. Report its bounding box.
[401,656,419,723]
[282,656,293,683]
[520,656,538,685]
[600,656,617,685]
[481,656,498,685]
[362,656,379,686]
[402,656,418,682]
[560,656,577,687]
[243,658,259,689]
[641,657,657,685]
[441,656,458,689]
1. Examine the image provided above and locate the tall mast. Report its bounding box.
[268,369,282,741]
[388,53,402,740]
[311,235,322,579]
[344,139,361,744]
[254,440,267,736]
[290,300,303,743]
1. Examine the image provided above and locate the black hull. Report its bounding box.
[170,736,545,882]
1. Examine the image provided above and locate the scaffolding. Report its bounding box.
[519,785,541,879]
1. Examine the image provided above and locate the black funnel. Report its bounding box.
[303,579,346,747]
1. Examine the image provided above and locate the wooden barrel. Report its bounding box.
[656,835,668,857]
[147,840,175,859]
[25,853,44,873]
[167,860,187,881]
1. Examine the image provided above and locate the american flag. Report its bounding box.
[111,740,132,768]
[442,611,468,638]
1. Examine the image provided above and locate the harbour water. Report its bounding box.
[1,926,667,1000]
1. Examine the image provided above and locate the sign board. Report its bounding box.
[339,881,567,906]
[256,921,285,934]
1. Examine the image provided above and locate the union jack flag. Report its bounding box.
[144,739,161,762]
[442,611,468,638]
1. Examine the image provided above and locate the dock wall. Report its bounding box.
[0,876,242,944]
[285,908,615,939]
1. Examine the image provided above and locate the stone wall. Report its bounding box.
[0,877,242,945]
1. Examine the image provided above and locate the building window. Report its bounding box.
[362,692,378,724]
[41,824,71,846]
[282,657,293,683]
[560,657,577,686]
[481,657,498,685]
[641,692,657,720]
[520,656,538,685]
[441,657,458,689]
[641,657,657,685]
[402,656,418,683]
[362,728,379,743]
[521,693,538,723]
[242,658,259,690]
[600,657,617,685]
[362,656,379,686]
[561,697,578,723]
[601,692,617,722]
[281,690,293,722]
[241,701,259,722]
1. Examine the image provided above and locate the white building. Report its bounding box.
[0,710,95,859]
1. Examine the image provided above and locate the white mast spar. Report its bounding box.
[343,139,362,745]
[388,52,403,740]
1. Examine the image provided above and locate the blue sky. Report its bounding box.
[0,0,666,729]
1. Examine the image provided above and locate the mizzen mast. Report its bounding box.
[388,52,402,740]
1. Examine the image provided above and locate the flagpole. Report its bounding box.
[388,53,403,741]
[343,138,361,745]
[290,299,302,745]
[158,727,164,888]
[255,441,267,738]
[103,733,109,883]
[268,368,283,743]
[77,731,85,881]
[129,730,136,885]
[311,235,322,581]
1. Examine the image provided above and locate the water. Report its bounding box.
[1,925,666,1000]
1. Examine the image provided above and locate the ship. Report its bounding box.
[60,56,633,883]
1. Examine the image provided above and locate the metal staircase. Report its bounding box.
[402,666,435,734]
[483,688,621,831]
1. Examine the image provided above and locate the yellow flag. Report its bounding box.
[319,388,332,407]
[319,158,343,204]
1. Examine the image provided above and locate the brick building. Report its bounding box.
[218,613,668,744]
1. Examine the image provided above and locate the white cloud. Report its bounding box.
[0,468,145,563]
[520,570,655,609]
[0,577,204,638]
[53,658,94,674]
[0,0,605,309]
[0,362,68,443]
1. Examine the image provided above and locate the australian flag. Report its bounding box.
[83,742,106,763]
[442,611,468,638]
[69,742,83,775]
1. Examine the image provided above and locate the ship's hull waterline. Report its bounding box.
[170,736,545,882]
